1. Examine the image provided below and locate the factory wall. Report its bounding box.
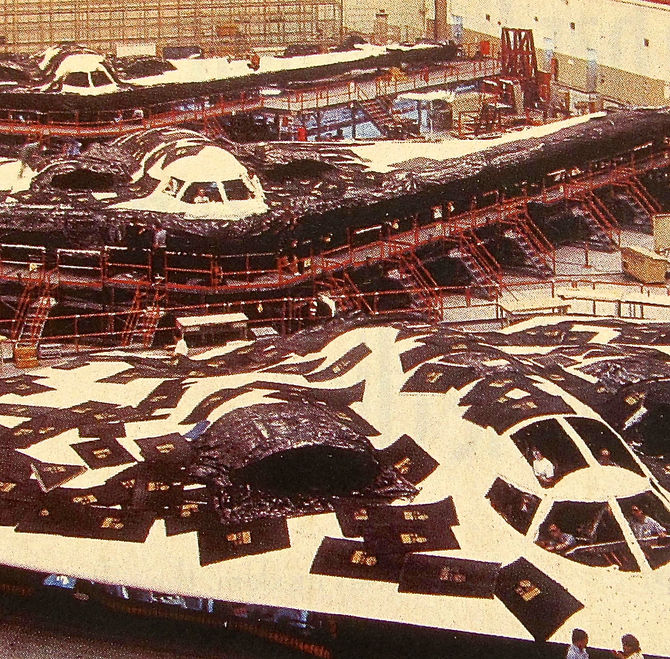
[0,0,343,55]
[342,0,427,43]
[448,0,670,105]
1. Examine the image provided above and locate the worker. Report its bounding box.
[172,332,190,366]
[193,187,211,203]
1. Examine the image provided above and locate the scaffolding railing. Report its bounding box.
[0,93,266,139]
[261,57,500,114]
[1,276,670,356]
[0,143,665,296]
[0,56,499,138]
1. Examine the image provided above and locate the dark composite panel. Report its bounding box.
[401,362,475,394]
[336,497,458,538]
[71,438,136,469]
[135,433,193,464]
[16,503,155,543]
[179,387,250,424]
[0,375,54,397]
[494,557,584,641]
[362,522,460,555]
[31,462,87,493]
[259,380,366,408]
[305,344,371,382]
[399,344,445,373]
[376,435,439,485]
[310,537,405,583]
[135,379,189,413]
[263,357,327,375]
[398,555,501,598]
[197,517,291,566]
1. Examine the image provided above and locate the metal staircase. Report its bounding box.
[319,272,372,315]
[627,175,661,214]
[356,97,410,137]
[11,275,56,347]
[612,172,661,226]
[396,252,443,320]
[204,115,229,141]
[453,231,502,296]
[503,203,555,276]
[566,186,620,250]
[474,102,504,136]
[121,288,165,348]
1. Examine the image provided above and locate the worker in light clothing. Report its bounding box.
[566,629,589,659]
[629,505,667,540]
[172,332,190,366]
[152,223,167,280]
[612,633,645,659]
[532,448,555,486]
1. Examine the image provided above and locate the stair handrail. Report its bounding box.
[401,253,440,304]
[509,207,556,272]
[23,294,53,343]
[460,232,502,283]
[120,287,146,347]
[626,177,662,214]
[342,271,373,313]
[11,268,49,341]
[139,305,163,348]
[396,254,441,318]
[585,191,621,245]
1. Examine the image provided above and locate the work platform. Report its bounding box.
[0,144,663,292]
[0,58,499,140]
[0,141,666,350]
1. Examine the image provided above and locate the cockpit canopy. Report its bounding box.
[38,47,120,94]
[110,128,267,220]
[488,415,670,572]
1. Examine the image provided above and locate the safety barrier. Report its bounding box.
[1,275,669,356]
[0,142,664,298]
[0,54,499,138]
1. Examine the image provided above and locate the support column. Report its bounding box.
[434,0,448,41]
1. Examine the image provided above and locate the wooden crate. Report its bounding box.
[14,344,38,369]
[621,245,668,284]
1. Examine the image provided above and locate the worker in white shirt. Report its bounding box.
[172,332,189,366]
[566,629,589,659]
[532,448,555,486]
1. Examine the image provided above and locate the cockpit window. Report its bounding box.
[62,72,89,87]
[618,491,670,569]
[182,182,222,204]
[91,70,113,87]
[566,417,643,474]
[222,179,251,200]
[486,477,540,535]
[512,419,588,488]
[162,177,184,197]
[537,501,639,571]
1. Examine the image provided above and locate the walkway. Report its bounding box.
[0,59,499,139]
[0,146,665,296]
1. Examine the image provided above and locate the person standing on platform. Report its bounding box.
[151,223,167,280]
[566,629,589,659]
[172,332,190,366]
